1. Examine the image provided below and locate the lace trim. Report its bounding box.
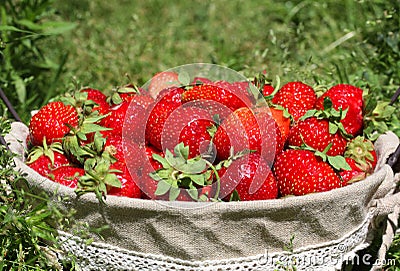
[57,213,372,271]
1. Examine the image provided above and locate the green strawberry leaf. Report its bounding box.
[76,131,87,141]
[300,109,318,121]
[149,171,163,181]
[174,142,189,160]
[328,155,351,171]
[152,168,173,181]
[315,150,327,162]
[155,179,172,196]
[152,153,171,168]
[79,123,110,135]
[229,190,241,201]
[207,124,217,138]
[328,122,339,134]
[93,132,106,153]
[103,173,121,188]
[169,185,181,201]
[187,187,199,201]
[184,173,206,186]
[111,92,124,105]
[183,158,208,174]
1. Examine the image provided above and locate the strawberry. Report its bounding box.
[29,101,79,146]
[148,71,179,99]
[144,143,217,201]
[262,84,275,96]
[269,107,291,143]
[271,81,316,121]
[145,87,184,150]
[213,106,283,165]
[161,106,215,159]
[340,158,368,185]
[126,94,154,109]
[181,83,251,120]
[145,145,164,171]
[288,117,348,156]
[101,101,146,139]
[104,135,125,163]
[26,142,70,176]
[107,163,141,198]
[138,145,164,199]
[108,84,154,109]
[49,166,85,189]
[339,136,377,185]
[81,88,110,115]
[315,84,364,136]
[219,153,278,201]
[273,149,343,196]
[287,99,350,156]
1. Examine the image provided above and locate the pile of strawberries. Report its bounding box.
[25,70,378,202]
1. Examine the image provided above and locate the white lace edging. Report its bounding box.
[57,212,373,271]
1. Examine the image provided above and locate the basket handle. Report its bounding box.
[0,87,22,122]
[0,87,22,150]
[386,87,400,169]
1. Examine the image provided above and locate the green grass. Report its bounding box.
[47,0,399,97]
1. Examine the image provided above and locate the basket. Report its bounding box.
[5,121,400,271]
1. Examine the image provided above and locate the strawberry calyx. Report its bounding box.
[63,111,111,164]
[149,142,220,201]
[300,97,352,139]
[290,141,351,171]
[26,139,64,166]
[61,90,102,116]
[76,154,122,204]
[107,84,141,105]
[73,132,122,203]
[344,136,376,172]
[252,72,281,100]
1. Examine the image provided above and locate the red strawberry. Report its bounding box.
[145,145,164,171]
[111,85,155,110]
[340,158,368,185]
[145,87,184,150]
[29,101,79,146]
[101,101,146,139]
[81,88,109,115]
[272,82,316,121]
[288,116,348,156]
[219,153,278,201]
[100,102,130,136]
[104,135,125,163]
[339,136,377,185]
[273,149,343,196]
[148,71,179,99]
[269,107,291,143]
[161,106,215,159]
[213,106,283,165]
[262,84,275,96]
[181,83,251,120]
[49,166,85,189]
[126,94,155,109]
[107,163,141,198]
[26,143,70,176]
[315,84,364,136]
[138,145,164,199]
